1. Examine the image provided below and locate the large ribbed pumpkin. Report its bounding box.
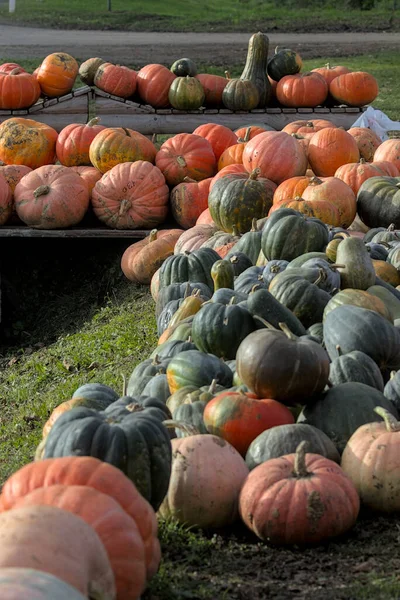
[242,131,308,184]
[335,159,389,195]
[308,127,360,177]
[192,124,237,161]
[92,160,169,229]
[0,118,58,169]
[136,64,176,108]
[374,138,400,173]
[94,63,137,98]
[70,166,102,197]
[0,67,41,110]
[155,133,216,186]
[89,127,156,174]
[0,173,12,225]
[36,52,78,97]
[56,118,106,167]
[14,165,90,229]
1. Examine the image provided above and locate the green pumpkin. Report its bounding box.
[228,252,253,276]
[267,46,303,82]
[157,298,185,336]
[222,77,259,111]
[323,288,393,323]
[234,266,268,294]
[142,373,171,403]
[191,301,255,360]
[246,288,307,337]
[159,247,220,291]
[165,318,193,343]
[208,169,274,234]
[261,208,329,262]
[387,244,400,269]
[268,271,331,329]
[329,349,384,391]
[367,285,400,320]
[226,219,263,265]
[336,236,376,290]
[245,423,340,470]
[365,242,389,261]
[240,31,272,107]
[168,76,205,110]
[211,259,235,291]
[357,177,400,229]
[211,288,248,305]
[150,339,197,360]
[72,383,119,410]
[297,382,398,454]
[307,322,324,344]
[166,349,233,392]
[156,281,212,318]
[127,355,171,396]
[363,227,387,243]
[170,58,198,77]
[41,398,172,510]
[173,398,208,437]
[323,304,400,371]
[384,370,400,411]
[287,252,329,269]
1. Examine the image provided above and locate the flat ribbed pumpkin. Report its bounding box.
[155,133,216,186]
[56,118,106,167]
[14,165,89,229]
[0,118,58,169]
[89,127,157,173]
[92,160,169,229]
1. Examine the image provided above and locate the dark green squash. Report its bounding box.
[329,349,384,391]
[168,76,205,110]
[72,383,119,410]
[387,244,400,269]
[245,423,340,470]
[297,382,398,454]
[228,252,254,276]
[234,265,268,294]
[240,31,272,107]
[211,259,235,291]
[142,373,171,403]
[246,288,307,337]
[159,247,220,291]
[222,76,259,111]
[300,258,341,294]
[42,400,172,510]
[166,349,233,392]
[262,260,289,286]
[211,288,248,305]
[173,398,208,437]
[307,322,324,344]
[383,370,400,411]
[367,285,400,321]
[191,300,255,359]
[363,227,387,243]
[103,394,171,421]
[127,355,171,396]
[357,177,400,229]
[336,236,376,290]
[323,304,400,371]
[365,242,389,261]
[208,169,274,234]
[150,339,197,360]
[155,281,212,318]
[267,46,303,82]
[261,208,329,262]
[157,297,185,336]
[287,251,329,269]
[375,276,400,302]
[226,218,263,264]
[170,58,198,77]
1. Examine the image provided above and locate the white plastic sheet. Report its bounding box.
[350,106,400,141]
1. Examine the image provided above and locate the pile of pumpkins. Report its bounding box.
[0,114,399,231]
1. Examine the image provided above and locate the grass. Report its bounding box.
[0,0,398,32]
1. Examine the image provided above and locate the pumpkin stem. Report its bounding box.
[121,373,127,396]
[148,229,158,243]
[243,126,252,143]
[329,263,346,270]
[374,407,400,432]
[163,419,200,436]
[119,199,132,215]
[336,345,343,357]
[209,378,218,394]
[183,176,197,183]
[224,70,231,80]
[177,156,187,168]
[229,254,239,264]
[306,122,314,127]
[33,185,51,198]
[388,224,396,231]
[253,315,277,330]
[251,217,258,232]
[325,63,331,68]
[278,322,298,341]
[152,355,161,365]
[359,158,366,164]
[309,176,323,186]
[293,441,310,478]
[249,168,261,181]
[87,117,100,127]
[390,370,397,380]
[232,225,240,236]
[122,127,131,137]
[250,283,262,293]
[274,46,280,54]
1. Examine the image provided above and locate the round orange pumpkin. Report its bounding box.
[91,160,169,229]
[371,160,399,177]
[196,207,215,225]
[210,163,248,189]
[0,67,41,110]
[192,123,237,161]
[239,441,360,544]
[0,173,13,225]
[94,62,137,99]
[308,127,360,177]
[329,71,379,107]
[373,138,400,172]
[218,127,252,170]
[14,165,90,229]
[0,118,58,169]
[89,127,156,173]
[335,159,390,195]
[242,131,308,184]
[170,176,212,229]
[155,133,216,186]
[273,175,313,204]
[69,166,102,197]
[282,119,335,136]
[56,118,106,167]
[276,72,328,108]
[234,125,268,140]
[372,260,400,287]
[36,52,78,97]
[347,127,382,162]
[136,63,176,108]
[0,62,25,73]
[311,63,351,86]
[195,73,228,107]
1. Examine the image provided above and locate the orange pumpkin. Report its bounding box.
[136,63,176,108]
[311,63,351,86]
[89,127,157,173]
[273,175,312,204]
[203,391,294,456]
[371,160,399,177]
[0,173,13,225]
[14,165,89,229]
[91,160,169,229]
[0,505,115,598]
[290,133,310,158]
[242,131,308,184]
[276,72,328,108]
[7,484,147,600]
[121,228,183,283]
[0,62,25,73]
[308,127,360,177]
[335,159,390,195]
[341,408,400,512]
[330,71,379,107]
[170,176,212,229]
[218,127,251,170]
[372,260,400,287]
[0,67,41,110]
[70,166,102,197]
[347,126,382,162]
[195,73,228,107]
[239,441,360,544]
[155,133,216,186]
[0,118,58,169]
[56,118,106,167]
[210,163,248,189]
[36,52,78,97]
[94,62,137,99]
[234,125,268,140]
[373,138,400,172]
[0,455,160,580]
[192,123,237,161]
[282,119,335,136]
[0,164,31,192]
[196,207,215,225]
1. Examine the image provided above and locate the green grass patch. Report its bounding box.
[0,0,398,31]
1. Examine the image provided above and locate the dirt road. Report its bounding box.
[0,25,399,64]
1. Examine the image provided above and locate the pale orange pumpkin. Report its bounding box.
[210,163,248,190]
[56,118,106,167]
[89,127,157,173]
[234,125,268,140]
[334,159,391,195]
[70,166,102,197]
[36,52,78,97]
[273,175,313,204]
[196,207,215,225]
[371,160,399,177]
[150,268,161,301]
[308,127,360,177]
[0,118,58,169]
[14,165,90,229]
[217,127,251,170]
[347,127,382,162]
[173,223,219,254]
[373,138,400,172]
[170,177,212,229]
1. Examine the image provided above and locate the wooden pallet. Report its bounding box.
[0,226,151,239]
[93,88,367,133]
[0,86,92,132]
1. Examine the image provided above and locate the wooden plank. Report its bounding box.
[0,226,150,239]
[94,96,155,116]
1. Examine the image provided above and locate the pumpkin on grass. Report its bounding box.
[239,441,359,544]
[0,118,58,169]
[14,165,89,229]
[89,127,157,173]
[36,52,78,97]
[56,118,106,167]
[0,67,41,110]
[158,433,249,528]
[94,63,137,99]
[156,133,216,186]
